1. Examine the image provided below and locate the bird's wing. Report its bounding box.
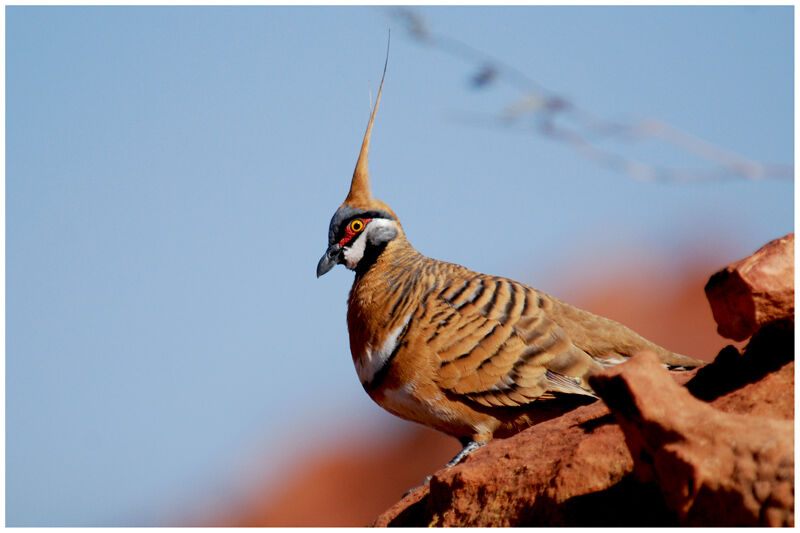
[428,274,601,408]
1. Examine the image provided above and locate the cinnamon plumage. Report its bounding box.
[317,60,704,467]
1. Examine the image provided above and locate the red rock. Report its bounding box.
[373,400,626,526]
[373,369,699,527]
[686,323,794,419]
[373,341,794,526]
[590,351,794,526]
[705,234,794,341]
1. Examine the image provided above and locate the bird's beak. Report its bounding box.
[316,244,342,278]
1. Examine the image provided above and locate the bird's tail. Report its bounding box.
[649,344,707,370]
[547,295,707,370]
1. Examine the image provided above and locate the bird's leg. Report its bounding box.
[403,477,431,498]
[446,438,485,467]
[402,438,486,498]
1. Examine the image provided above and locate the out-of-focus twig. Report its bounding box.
[389,7,793,183]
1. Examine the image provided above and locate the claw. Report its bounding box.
[445,439,485,467]
[402,474,432,498]
[401,440,486,498]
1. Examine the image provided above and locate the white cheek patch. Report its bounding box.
[342,219,396,271]
[343,231,368,270]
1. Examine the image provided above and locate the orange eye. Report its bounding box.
[349,219,365,233]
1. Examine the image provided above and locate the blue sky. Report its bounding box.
[6,6,793,526]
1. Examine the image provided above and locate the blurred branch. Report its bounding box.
[389,8,793,183]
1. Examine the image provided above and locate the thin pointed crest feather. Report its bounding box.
[344,33,390,208]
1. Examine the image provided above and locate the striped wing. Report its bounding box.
[429,274,601,408]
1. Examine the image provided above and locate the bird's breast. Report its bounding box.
[353,312,412,388]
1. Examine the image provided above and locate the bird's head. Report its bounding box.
[316,51,403,278]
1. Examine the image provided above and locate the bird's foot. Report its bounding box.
[446,439,485,467]
[400,440,485,498]
[402,475,432,498]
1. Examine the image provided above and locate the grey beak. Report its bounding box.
[316,244,342,278]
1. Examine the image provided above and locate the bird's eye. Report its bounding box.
[349,219,365,233]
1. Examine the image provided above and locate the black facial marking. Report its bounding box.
[354,239,390,278]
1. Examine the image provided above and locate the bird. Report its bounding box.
[316,56,705,470]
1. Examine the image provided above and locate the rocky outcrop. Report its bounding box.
[591,351,793,526]
[373,390,662,526]
[373,354,793,526]
[373,236,794,527]
[705,233,794,341]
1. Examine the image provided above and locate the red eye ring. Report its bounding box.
[338,218,372,247]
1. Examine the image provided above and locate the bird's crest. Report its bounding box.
[341,34,396,219]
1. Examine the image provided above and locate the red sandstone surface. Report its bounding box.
[705,233,794,340]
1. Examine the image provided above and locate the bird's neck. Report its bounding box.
[353,231,416,278]
[352,234,421,292]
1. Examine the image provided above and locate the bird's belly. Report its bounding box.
[351,314,503,440]
[372,380,463,435]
